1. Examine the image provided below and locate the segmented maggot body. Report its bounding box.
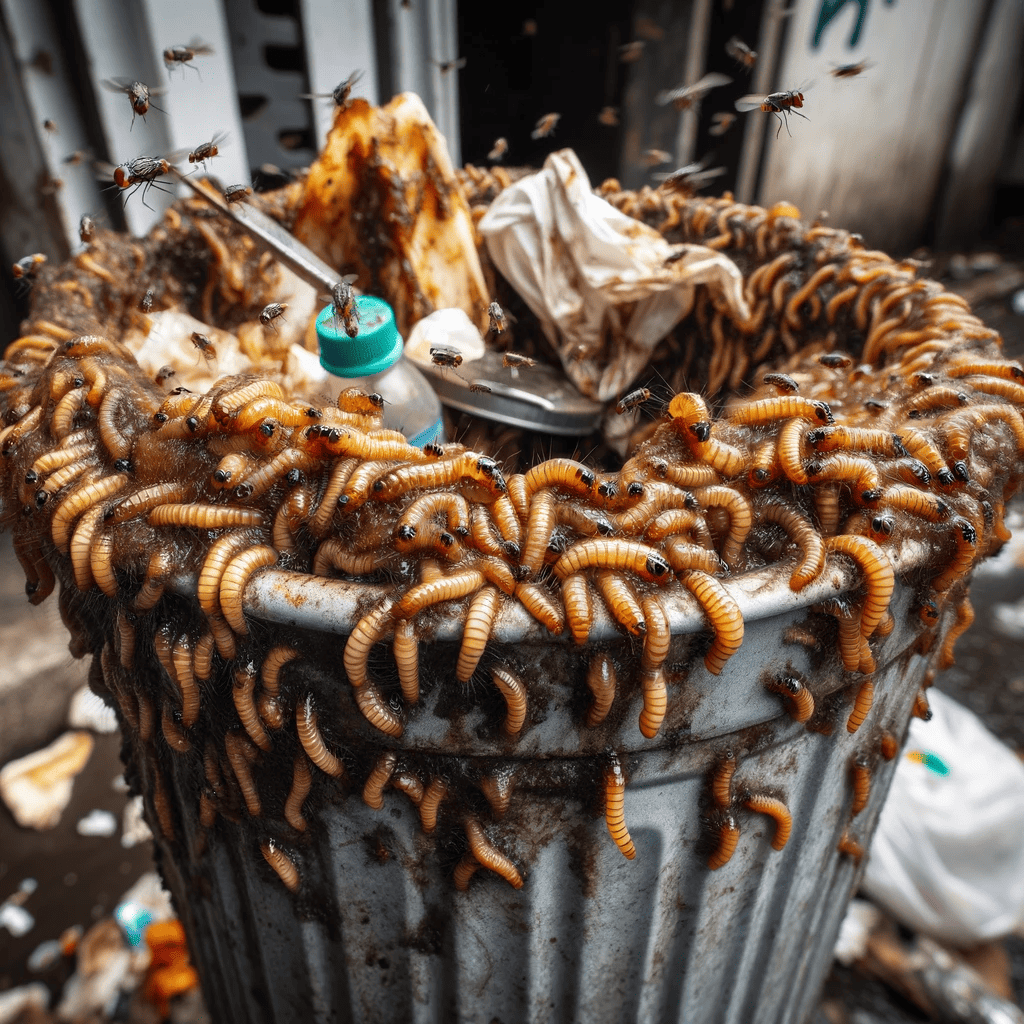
[758,501,825,590]
[708,813,740,870]
[825,534,894,640]
[490,665,527,735]
[465,818,523,889]
[742,792,792,850]
[456,585,500,681]
[363,751,398,809]
[296,695,344,777]
[681,571,744,674]
[711,750,736,808]
[585,653,616,726]
[850,755,872,816]
[603,754,636,859]
[846,678,874,733]
[553,538,671,583]
[595,570,645,637]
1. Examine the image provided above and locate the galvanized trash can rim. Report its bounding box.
[172,537,929,642]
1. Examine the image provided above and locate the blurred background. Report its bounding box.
[1,0,1024,1020]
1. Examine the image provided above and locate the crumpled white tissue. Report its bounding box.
[478,148,749,402]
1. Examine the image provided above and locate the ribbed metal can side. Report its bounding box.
[139,604,928,1024]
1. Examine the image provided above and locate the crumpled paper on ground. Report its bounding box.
[478,149,750,403]
[0,731,94,830]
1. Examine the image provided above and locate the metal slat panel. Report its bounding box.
[734,0,792,205]
[70,0,175,236]
[935,0,1024,246]
[146,560,931,1024]
[299,0,380,153]
[0,0,105,257]
[72,0,249,235]
[135,0,250,190]
[222,0,314,173]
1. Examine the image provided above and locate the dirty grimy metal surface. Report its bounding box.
[147,556,932,1024]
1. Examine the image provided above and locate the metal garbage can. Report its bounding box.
[0,184,1015,1024]
[141,561,931,1024]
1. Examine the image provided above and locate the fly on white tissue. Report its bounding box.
[478,149,750,402]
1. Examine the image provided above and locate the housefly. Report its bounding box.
[736,84,811,138]
[642,149,672,167]
[189,132,228,169]
[655,72,732,111]
[331,275,359,337]
[163,40,214,75]
[300,70,363,109]
[615,388,651,414]
[434,57,467,73]
[191,332,217,362]
[502,352,536,369]
[223,184,252,204]
[259,303,287,331]
[709,112,737,136]
[102,79,165,128]
[12,253,46,279]
[105,155,178,209]
[654,159,727,194]
[830,60,873,79]
[487,301,507,334]
[725,36,757,69]
[430,346,463,369]
[531,112,561,139]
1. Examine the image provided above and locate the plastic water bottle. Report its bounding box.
[315,295,445,447]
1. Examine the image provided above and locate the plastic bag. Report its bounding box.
[862,688,1024,946]
[477,149,750,403]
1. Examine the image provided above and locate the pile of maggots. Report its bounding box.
[2,182,1022,896]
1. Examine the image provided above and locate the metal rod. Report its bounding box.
[169,166,341,295]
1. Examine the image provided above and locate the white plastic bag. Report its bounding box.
[862,688,1024,946]
[477,149,749,402]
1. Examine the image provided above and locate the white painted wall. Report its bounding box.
[757,0,990,251]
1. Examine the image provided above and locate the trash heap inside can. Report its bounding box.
[1,108,1022,1024]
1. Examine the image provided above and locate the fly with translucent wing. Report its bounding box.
[163,39,214,75]
[331,276,359,337]
[189,132,228,170]
[736,83,812,138]
[102,78,166,128]
[655,72,732,111]
[102,154,183,210]
[301,70,364,109]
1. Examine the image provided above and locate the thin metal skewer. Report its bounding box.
[168,166,340,295]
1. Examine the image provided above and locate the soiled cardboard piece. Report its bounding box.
[293,93,490,341]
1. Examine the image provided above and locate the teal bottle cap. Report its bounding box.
[317,294,403,377]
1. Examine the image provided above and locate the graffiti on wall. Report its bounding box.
[812,0,896,49]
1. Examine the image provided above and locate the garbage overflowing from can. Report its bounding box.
[1,93,1020,1024]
